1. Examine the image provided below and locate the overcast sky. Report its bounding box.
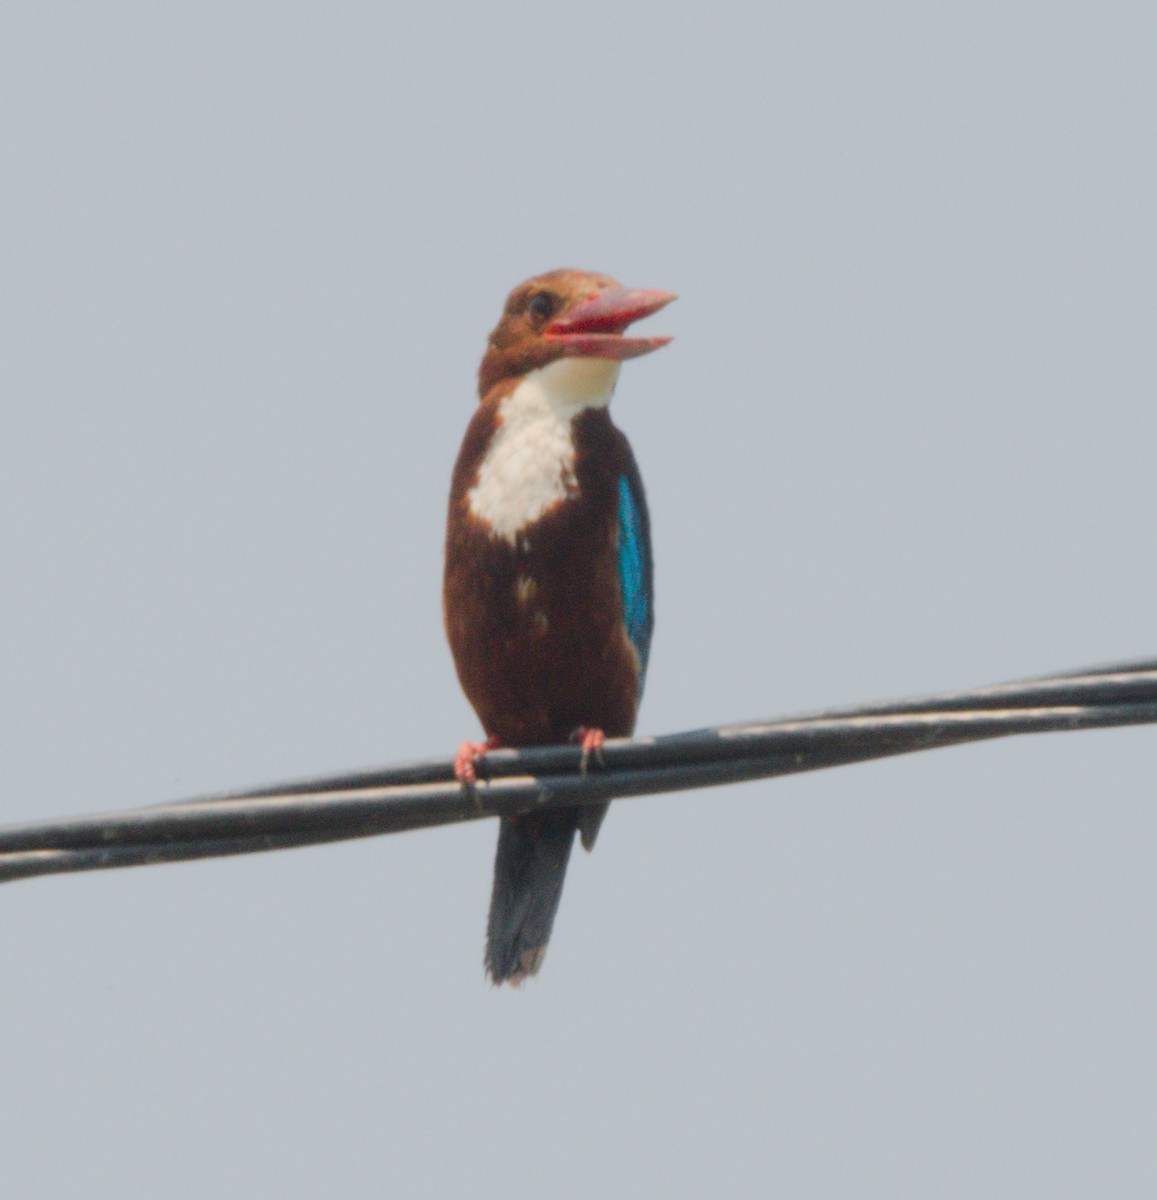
[2,5,1155,1196]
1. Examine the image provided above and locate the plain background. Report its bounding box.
[2,5,1155,1196]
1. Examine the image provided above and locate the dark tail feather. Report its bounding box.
[578,800,610,851]
[485,809,582,985]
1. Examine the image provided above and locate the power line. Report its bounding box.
[2,658,1155,884]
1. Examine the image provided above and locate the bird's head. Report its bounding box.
[478,269,675,399]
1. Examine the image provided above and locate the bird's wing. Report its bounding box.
[616,460,654,689]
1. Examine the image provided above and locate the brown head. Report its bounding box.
[478,268,676,399]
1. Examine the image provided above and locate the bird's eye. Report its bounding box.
[527,293,555,322]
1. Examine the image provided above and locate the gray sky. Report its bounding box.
[2,5,1155,1196]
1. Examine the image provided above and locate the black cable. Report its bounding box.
[1,659,1154,884]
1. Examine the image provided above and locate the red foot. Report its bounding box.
[454,736,502,785]
[570,726,606,774]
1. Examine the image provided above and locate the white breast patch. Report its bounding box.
[468,357,619,543]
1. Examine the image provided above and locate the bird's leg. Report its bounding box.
[570,726,606,775]
[454,736,502,785]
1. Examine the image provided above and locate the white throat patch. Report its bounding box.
[468,357,620,543]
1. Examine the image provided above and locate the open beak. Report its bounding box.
[544,286,676,360]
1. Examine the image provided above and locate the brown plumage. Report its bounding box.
[444,403,643,747]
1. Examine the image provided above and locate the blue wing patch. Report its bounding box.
[617,473,653,687]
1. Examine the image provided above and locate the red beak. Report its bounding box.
[544,286,676,360]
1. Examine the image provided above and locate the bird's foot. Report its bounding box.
[454,736,502,786]
[570,726,606,775]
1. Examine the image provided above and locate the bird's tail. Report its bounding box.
[485,808,583,985]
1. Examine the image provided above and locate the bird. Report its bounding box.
[443,268,675,984]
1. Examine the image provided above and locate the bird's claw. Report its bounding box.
[454,737,501,787]
[570,726,606,775]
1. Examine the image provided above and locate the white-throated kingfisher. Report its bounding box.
[443,269,675,984]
